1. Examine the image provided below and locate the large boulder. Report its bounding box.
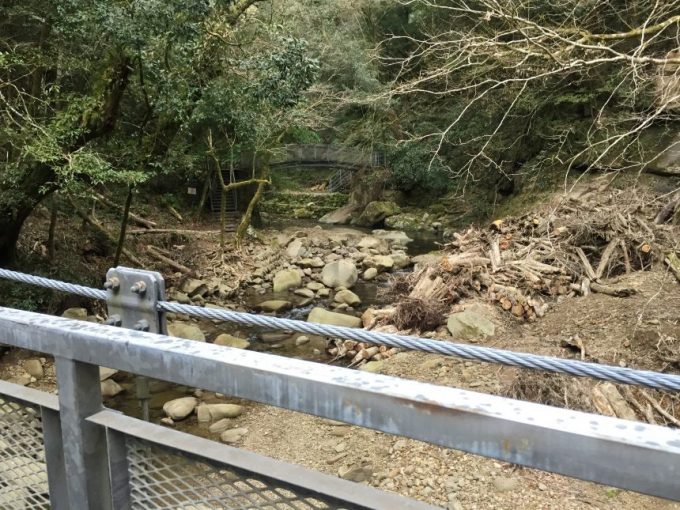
[197,403,243,422]
[391,251,411,269]
[371,229,413,247]
[167,322,206,342]
[321,260,358,289]
[213,334,250,349]
[286,238,306,258]
[273,269,302,293]
[308,307,362,328]
[364,255,394,272]
[353,201,400,227]
[357,236,388,251]
[446,310,495,341]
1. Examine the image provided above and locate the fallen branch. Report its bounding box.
[575,247,597,280]
[595,239,620,279]
[147,245,193,275]
[127,229,220,235]
[664,252,680,282]
[167,206,183,222]
[69,197,144,267]
[94,193,156,229]
[640,390,680,426]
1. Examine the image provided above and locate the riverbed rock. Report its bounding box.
[364,255,394,272]
[220,427,248,443]
[317,288,331,298]
[334,289,361,307]
[446,310,495,341]
[99,367,118,381]
[362,267,378,281]
[353,201,400,227]
[197,403,243,422]
[171,291,191,304]
[209,418,233,434]
[308,307,362,328]
[371,229,412,247]
[180,278,209,297]
[213,334,250,349]
[286,238,306,258]
[295,335,310,346]
[321,260,358,289]
[62,307,88,320]
[273,269,302,292]
[101,379,123,398]
[294,288,315,298]
[357,236,388,251]
[163,397,198,420]
[306,281,325,291]
[391,251,411,269]
[299,257,324,268]
[256,300,292,313]
[319,204,358,225]
[23,359,43,379]
[167,322,206,342]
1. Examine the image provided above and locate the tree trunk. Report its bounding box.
[0,54,132,264]
[113,187,134,267]
[47,193,59,262]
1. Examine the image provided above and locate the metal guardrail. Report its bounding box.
[0,266,679,508]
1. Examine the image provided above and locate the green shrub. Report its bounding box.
[388,144,451,196]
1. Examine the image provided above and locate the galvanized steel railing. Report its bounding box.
[0,266,678,509]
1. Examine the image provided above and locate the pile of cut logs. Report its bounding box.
[404,186,679,320]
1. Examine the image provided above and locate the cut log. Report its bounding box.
[168,206,183,222]
[590,282,636,297]
[147,245,193,275]
[595,239,620,279]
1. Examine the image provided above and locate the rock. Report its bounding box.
[308,307,362,328]
[197,403,243,422]
[180,278,209,297]
[101,379,123,398]
[492,476,519,492]
[62,307,87,320]
[334,289,361,306]
[213,334,250,349]
[362,267,378,281]
[163,397,198,420]
[160,417,174,426]
[23,359,43,379]
[286,238,306,258]
[371,229,413,247]
[391,251,411,269]
[220,427,248,443]
[360,360,385,373]
[171,291,191,304]
[99,367,118,381]
[321,260,358,289]
[365,255,394,272]
[412,252,442,269]
[295,335,310,346]
[338,465,373,483]
[294,288,315,298]
[319,204,358,225]
[306,282,325,291]
[384,212,421,231]
[353,201,400,227]
[446,310,495,341]
[299,257,324,268]
[357,236,388,251]
[167,322,206,342]
[256,300,292,313]
[273,269,302,293]
[209,418,232,434]
[316,288,331,298]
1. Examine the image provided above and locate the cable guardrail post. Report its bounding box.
[104,266,167,422]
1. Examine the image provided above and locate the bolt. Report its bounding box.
[103,277,120,291]
[104,315,122,327]
[130,281,147,295]
[133,320,150,332]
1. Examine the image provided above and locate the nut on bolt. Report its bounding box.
[133,320,150,332]
[104,314,122,327]
[103,277,120,291]
[130,281,147,295]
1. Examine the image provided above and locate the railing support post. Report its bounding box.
[55,357,112,510]
[104,266,167,421]
[41,406,69,509]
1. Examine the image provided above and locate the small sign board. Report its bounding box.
[187,187,197,195]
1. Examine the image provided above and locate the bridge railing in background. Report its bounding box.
[0,266,678,509]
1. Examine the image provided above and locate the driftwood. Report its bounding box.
[664,252,680,282]
[147,245,193,275]
[94,193,156,229]
[167,206,183,222]
[654,194,680,224]
[590,282,636,297]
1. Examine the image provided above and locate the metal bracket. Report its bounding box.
[104,266,167,421]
